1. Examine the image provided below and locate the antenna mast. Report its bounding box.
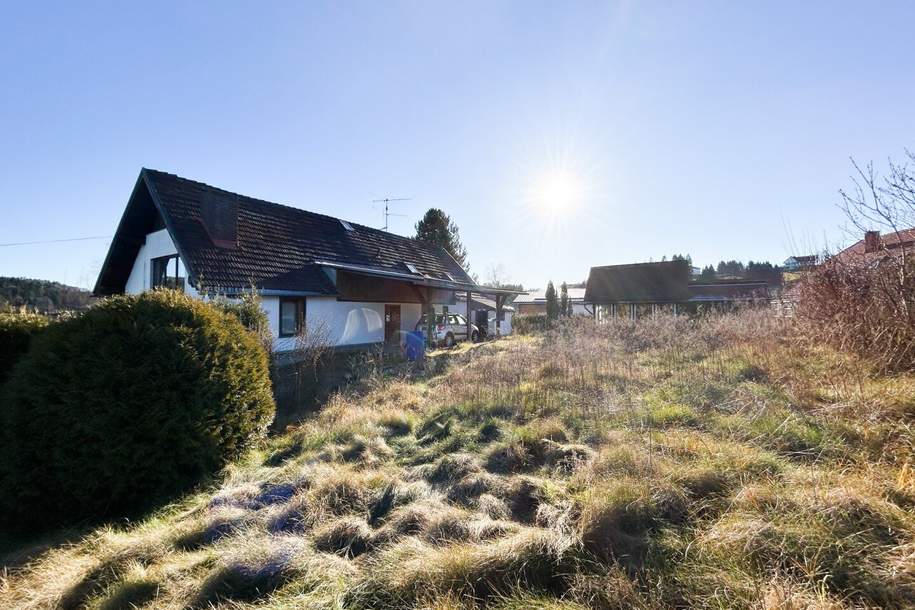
[371,197,411,231]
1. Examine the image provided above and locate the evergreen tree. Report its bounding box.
[545,281,559,320]
[671,253,693,265]
[699,265,717,280]
[559,282,569,318]
[414,208,469,270]
[716,260,745,277]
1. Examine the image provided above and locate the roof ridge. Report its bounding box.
[141,167,436,254]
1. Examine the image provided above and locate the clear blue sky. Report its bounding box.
[1,1,913,290]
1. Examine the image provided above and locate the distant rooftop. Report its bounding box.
[513,287,586,304]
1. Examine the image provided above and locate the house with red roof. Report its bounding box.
[834,228,915,265]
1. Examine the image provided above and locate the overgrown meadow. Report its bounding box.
[2,312,914,609]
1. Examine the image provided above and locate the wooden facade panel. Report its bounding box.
[336,270,456,304]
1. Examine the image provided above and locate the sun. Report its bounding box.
[531,168,584,216]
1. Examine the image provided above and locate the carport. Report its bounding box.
[314,260,524,346]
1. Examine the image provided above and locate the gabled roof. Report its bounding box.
[95,169,474,296]
[786,255,817,264]
[583,261,691,304]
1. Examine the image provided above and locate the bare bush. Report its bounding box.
[796,152,915,372]
[293,318,334,379]
[795,257,915,372]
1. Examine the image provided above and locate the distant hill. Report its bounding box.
[0,276,95,313]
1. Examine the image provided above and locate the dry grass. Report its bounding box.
[2,311,914,609]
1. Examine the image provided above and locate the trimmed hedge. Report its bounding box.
[215,291,273,354]
[0,290,275,530]
[0,312,48,384]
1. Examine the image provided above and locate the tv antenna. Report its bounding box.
[371,197,411,231]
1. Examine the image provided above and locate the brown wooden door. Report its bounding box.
[384,305,401,345]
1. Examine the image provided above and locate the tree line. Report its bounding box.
[0,277,94,313]
[697,260,783,284]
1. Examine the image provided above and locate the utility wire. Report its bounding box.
[0,235,112,247]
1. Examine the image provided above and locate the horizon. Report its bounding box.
[1,1,913,290]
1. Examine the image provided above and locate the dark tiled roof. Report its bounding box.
[584,261,691,303]
[789,255,817,264]
[95,169,473,295]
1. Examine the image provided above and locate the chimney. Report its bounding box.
[864,230,880,254]
[200,193,239,249]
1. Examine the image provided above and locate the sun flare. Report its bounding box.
[531,168,584,216]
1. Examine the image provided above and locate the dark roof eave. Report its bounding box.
[583,298,687,304]
[219,288,337,298]
[315,260,525,295]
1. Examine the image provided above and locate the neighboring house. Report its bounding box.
[94,169,518,352]
[783,255,818,271]
[448,293,515,335]
[513,287,589,316]
[584,260,769,320]
[834,228,915,265]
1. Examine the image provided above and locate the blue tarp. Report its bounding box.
[404,330,426,361]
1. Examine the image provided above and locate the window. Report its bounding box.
[340,219,354,231]
[151,255,185,291]
[405,262,419,274]
[279,298,305,337]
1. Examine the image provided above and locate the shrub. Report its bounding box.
[513,314,551,334]
[0,311,48,384]
[0,290,275,531]
[795,256,915,373]
[214,290,273,353]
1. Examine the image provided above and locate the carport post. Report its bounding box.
[495,294,503,338]
[423,288,435,349]
[466,291,472,341]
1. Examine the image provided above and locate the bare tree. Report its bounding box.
[293,318,334,381]
[796,151,915,372]
[839,149,915,264]
[485,263,508,288]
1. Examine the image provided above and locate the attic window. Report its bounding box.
[340,220,354,231]
[444,272,456,282]
[405,263,419,274]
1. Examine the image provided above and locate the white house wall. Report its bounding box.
[400,303,422,339]
[125,228,199,298]
[571,303,589,316]
[264,297,424,352]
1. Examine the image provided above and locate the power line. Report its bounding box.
[0,235,112,247]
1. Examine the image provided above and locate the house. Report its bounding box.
[513,287,589,316]
[94,169,519,352]
[584,260,769,319]
[834,228,915,265]
[783,255,818,271]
